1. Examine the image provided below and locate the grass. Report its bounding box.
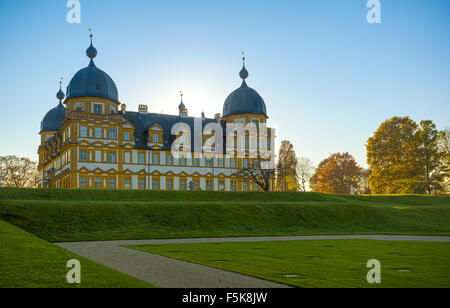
[127,240,450,288]
[0,220,153,288]
[0,188,449,242]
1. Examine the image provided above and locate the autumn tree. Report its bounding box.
[309,153,362,194]
[417,120,445,195]
[296,157,314,192]
[436,128,450,194]
[356,169,371,195]
[367,117,448,194]
[366,117,424,194]
[276,141,298,191]
[0,155,40,188]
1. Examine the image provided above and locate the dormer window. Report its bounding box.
[96,83,101,91]
[152,134,159,143]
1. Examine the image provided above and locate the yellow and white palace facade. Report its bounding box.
[38,36,275,191]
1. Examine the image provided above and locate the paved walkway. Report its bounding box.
[56,235,450,288]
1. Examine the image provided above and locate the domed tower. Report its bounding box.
[40,81,67,136]
[222,54,268,125]
[64,32,120,115]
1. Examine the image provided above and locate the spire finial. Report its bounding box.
[86,28,98,61]
[180,91,184,103]
[239,52,249,81]
[57,78,65,102]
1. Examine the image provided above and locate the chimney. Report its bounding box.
[121,104,127,115]
[215,113,221,122]
[139,105,148,114]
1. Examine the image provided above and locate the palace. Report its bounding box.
[38,35,275,191]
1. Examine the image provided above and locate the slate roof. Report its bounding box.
[41,102,66,132]
[124,112,227,150]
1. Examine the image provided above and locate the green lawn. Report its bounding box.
[127,240,450,288]
[0,188,449,242]
[0,220,153,288]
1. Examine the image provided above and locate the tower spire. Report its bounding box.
[89,28,93,44]
[86,28,97,64]
[56,77,65,103]
[239,52,249,82]
[179,91,187,117]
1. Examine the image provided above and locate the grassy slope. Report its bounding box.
[128,240,450,288]
[0,220,153,288]
[0,188,449,242]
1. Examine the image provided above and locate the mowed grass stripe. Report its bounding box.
[127,239,450,288]
[0,220,153,288]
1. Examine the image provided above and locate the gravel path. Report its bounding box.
[56,235,450,288]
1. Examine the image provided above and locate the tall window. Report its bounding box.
[219,181,225,191]
[244,182,249,191]
[218,158,224,168]
[230,158,236,169]
[267,139,271,150]
[180,179,186,191]
[193,180,200,191]
[95,127,102,139]
[166,154,173,165]
[152,134,159,143]
[206,180,212,191]
[80,150,87,162]
[153,153,159,165]
[139,178,146,190]
[206,158,212,167]
[243,159,249,169]
[124,177,131,190]
[95,177,101,189]
[94,105,102,114]
[109,128,117,139]
[167,179,173,191]
[124,152,131,164]
[124,131,130,141]
[80,126,88,138]
[109,177,116,189]
[152,178,160,190]
[245,136,249,148]
[139,153,145,164]
[80,176,87,189]
[109,151,116,163]
[193,157,199,167]
[231,181,237,192]
[179,156,186,166]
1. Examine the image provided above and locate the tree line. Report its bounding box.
[274,117,449,195]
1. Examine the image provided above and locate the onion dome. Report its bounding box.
[66,32,119,103]
[223,54,267,117]
[56,80,65,101]
[41,82,67,132]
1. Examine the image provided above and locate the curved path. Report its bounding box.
[56,235,450,288]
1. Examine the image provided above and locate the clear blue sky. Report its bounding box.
[0,0,449,168]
